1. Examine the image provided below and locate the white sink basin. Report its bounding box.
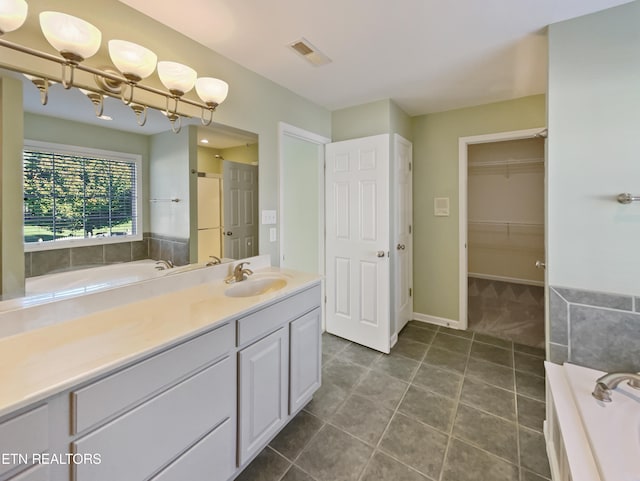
[224,277,287,298]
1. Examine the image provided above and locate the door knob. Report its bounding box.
[225,231,233,236]
[535,260,546,269]
[376,250,385,258]
[396,244,405,250]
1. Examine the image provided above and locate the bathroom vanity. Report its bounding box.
[0,259,322,481]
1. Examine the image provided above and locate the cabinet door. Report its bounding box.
[238,327,288,466]
[289,308,321,414]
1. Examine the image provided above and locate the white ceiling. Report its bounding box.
[119,0,633,116]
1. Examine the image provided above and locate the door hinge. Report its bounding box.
[409,288,412,297]
[324,295,327,303]
[409,162,412,171]
[409,225,412,234]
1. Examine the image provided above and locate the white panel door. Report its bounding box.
[223,161,258,259]
[394,135,413,334]
[325,134,390,353]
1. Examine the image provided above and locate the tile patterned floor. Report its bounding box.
[237,322,549,481]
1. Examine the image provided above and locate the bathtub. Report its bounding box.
[24,259,211,299]
[545,361,640,481]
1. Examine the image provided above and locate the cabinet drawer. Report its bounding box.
[72,356,234,481]
[237,284,321,347]
[0,406,48,477]
[71,322,233,434]
[150,418,235,481]
[8,464,48,481]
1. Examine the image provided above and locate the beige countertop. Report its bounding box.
[0,265,321,419]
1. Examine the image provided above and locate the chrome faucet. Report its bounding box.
[206,255,222,266]
[155,259,174,270]
[225,261,253,283]
[592,372,640,402]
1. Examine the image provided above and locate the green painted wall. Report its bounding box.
[332,99,392,141]
[548,1,640,295]
[0,77,25,298]
[221,143,259,165]
[281,135,320,274]
[149,127,192,240]
[197,146,223,174]
[0,0,331,266]
[412,95,546,321]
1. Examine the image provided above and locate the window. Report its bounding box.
[23,141,142,251]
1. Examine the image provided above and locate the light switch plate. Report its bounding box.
[262,210,277,225]
[269,228,277,242]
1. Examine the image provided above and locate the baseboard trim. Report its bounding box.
[390,333,398,348]
[412,312,464,330]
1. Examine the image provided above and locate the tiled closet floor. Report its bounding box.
[237,322,550,481]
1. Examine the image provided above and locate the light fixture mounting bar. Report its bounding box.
[0,37,219,114]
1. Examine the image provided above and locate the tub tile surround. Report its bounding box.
[251,326,550,481]
[549,286,640,371]
[23,232,190,279]
[147,232,190,266]
[24,239,150,278]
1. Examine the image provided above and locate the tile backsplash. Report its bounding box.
[549,285,640,372]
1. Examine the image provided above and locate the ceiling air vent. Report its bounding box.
[288,38,332,67]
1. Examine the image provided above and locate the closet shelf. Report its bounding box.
[468,220,543,228]
[468,157,544,168]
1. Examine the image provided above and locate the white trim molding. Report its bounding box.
[458,127,546,331]
[412,312,463,330]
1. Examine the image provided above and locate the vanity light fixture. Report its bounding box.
[0,0,28,34]
[0,7,229,133]
[157,61,196,133]
[39,12,102,88]
[23,74,54,105]
[79,88,104,117]
[195,77,229,126]
[129,103,148,126]
[108,40,157,105]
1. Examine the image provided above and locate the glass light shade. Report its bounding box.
[0,0,28,34]
[157,61,196,96]
[39,11,101,61]
[108,40,157,82]
[196,77,229,106]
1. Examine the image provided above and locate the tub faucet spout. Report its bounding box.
[592,372,640,402]
[155,260,174,270]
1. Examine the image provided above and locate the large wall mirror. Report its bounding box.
[0,68,258,303]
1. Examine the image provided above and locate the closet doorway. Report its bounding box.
[459,128,546,348]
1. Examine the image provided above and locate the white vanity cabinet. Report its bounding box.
[0,280,322,481]
[289,308,321,414]
[71,322,236,481]
[236,284,322,467]
[238,327,289,465]
[0,406,49,480]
